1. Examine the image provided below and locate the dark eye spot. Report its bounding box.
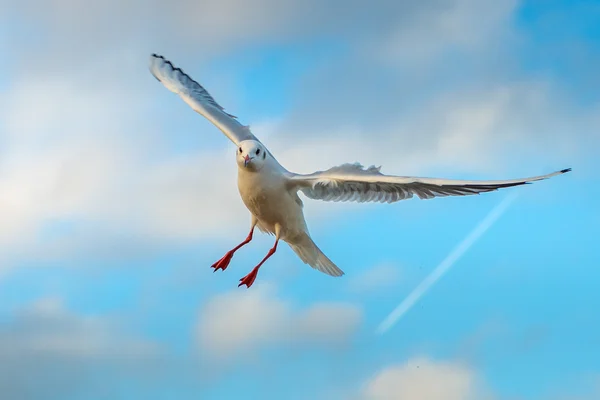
[255,148,260,155]
[239,147,242,153]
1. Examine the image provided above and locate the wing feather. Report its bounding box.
[288,163,571,203]
[149,54,259,146]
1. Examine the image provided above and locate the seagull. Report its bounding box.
[149,54,571,288]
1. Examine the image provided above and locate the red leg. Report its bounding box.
[211,227,254,272]
[238,240,279,288]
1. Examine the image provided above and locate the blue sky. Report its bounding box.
[1,0,599,399]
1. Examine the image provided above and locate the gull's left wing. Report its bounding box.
[149,54,259,146]
[288,163,571,203]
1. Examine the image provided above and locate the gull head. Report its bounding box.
[236,140,268,172]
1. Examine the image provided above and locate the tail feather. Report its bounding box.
[288,234,344,277]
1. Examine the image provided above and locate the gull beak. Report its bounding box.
[244,155,250,167]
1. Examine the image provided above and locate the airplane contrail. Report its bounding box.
[376,192,519,335]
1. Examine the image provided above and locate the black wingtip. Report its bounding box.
[560,168,572,174]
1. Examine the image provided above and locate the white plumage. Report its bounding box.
[149,54,571,288]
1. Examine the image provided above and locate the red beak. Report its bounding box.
[244,154,250,167]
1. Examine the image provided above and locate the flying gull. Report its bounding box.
[149,54,571,288]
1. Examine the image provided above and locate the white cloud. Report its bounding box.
[371,0,518,65]
[0,297,166,399]
[360,355,600,400]
[276,81,586,179]
[0,297,160,359]
[347,263,402,294]
[0,76,144,256]
[196,285,362,361]
[362,357,489,400]
[0,72,249,263]
[3,0,514,61]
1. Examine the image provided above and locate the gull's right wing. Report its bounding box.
[149,54,259,146]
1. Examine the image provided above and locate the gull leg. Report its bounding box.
[211,223,256,272]
[239,224,281,289]
[238,239,278,288]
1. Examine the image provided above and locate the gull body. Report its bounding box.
[237,140,302,239]
[148,54,571,288]
[236,139,343,280]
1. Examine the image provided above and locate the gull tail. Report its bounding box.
[288,233,344,277]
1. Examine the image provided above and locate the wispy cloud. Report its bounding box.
[0,297,160,358]
[347,263,402,294]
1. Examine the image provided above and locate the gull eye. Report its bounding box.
[256,148,260,155]
[239,147,242,153]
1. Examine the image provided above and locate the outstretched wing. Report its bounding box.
[288,163,571,203]
[149,54,259,146]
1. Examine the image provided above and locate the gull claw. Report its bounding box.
[211,251,234,272]
[238,268,259,288]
